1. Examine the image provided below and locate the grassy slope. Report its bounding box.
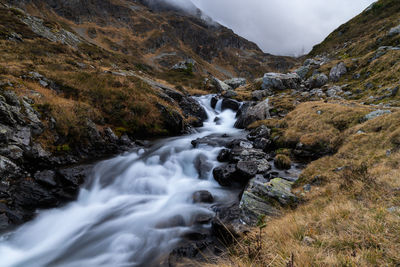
[212,1,400,266]
[0,5,199,152]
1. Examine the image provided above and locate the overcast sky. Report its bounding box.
[176,0,376,56]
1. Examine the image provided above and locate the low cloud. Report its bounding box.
[155,0,376,56]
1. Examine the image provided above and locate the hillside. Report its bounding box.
[206,0,400,266]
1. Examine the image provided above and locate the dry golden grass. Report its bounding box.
[209,101,400,267]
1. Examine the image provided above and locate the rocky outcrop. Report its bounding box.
[239,176,298,225]
[234,100,271,129]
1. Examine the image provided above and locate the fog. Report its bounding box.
[156,0,377,56]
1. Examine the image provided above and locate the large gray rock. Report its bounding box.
[251,90,271,101]
[329,62,347,82]
[223,78,246,89]
[239,177,298,225]
[211,77,232,92]
[363,109,391,121]
[295,65,311,80]
[306,73,328,89]
[262,73,301,90]
[234,100,271,129]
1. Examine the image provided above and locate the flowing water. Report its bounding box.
[0,95,245,267]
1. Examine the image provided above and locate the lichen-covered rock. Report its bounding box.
[239,177,298,225]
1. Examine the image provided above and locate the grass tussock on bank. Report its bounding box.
[211,101,400,266]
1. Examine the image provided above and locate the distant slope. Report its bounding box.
[8,0,297,80]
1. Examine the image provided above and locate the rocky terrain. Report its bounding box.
[0,0,400,266]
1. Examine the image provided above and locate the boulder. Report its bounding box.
[157,103,184,135]
[210,96,219,109]
[234,99,271,129]
[329,62,347,82]
[212,164,239,186]
[247,125,271,141]
[211,77,232,92]
[363,109,391,121]
[388,24,400,36]
[194,154,213,179]
[192,190,214,204]
[223,78,246,89]
[253,137,272,151]
[239,177,298,225]
[251,90,271,101]
[306,73,328,89]
[221,98,240,111]
[295,65,310,80]
[179,97,207,126]
[222,90,238,98]
[262,73,301,90]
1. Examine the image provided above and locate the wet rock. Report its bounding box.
[155,215,186,229]
[228,139,253,149]
[223,78,246,89]
[34,170,57,187]
[58,165,92,187]
[262,73,301,90]
[306,73,328,89]
[239,177,297,225]
[228,147,267,163]
[222,89,238,99]
[247,125,271,141]
[12,180,59,209]
[179,97,207,125]
[237,159,271,178]
[217,149,230,162]
[157,103,184,135]
[192,190,214,204]
[234,100,271,129]
[210,96,219,109]
[253,137,272,151]
[194,154,213,179]
[329,62,347,82]
[0,213,9,231]
[221,98,240,111]
[212,164,241,186]
[191,134,235,148]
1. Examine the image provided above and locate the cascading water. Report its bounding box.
[0,95,244,267]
